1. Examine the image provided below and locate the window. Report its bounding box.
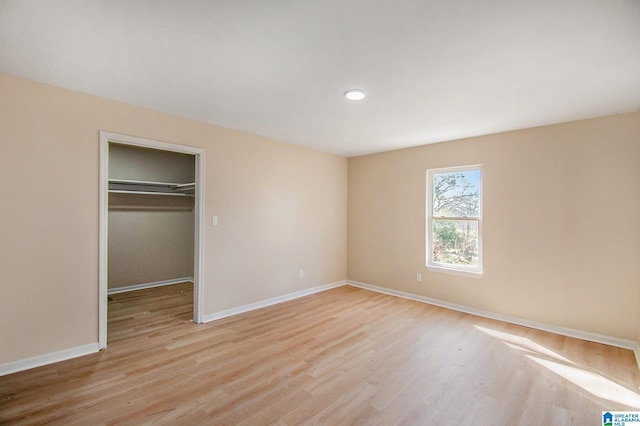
[427,165,482,276]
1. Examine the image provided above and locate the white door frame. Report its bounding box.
[99,131,205,349]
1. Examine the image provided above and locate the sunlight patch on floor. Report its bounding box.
[474,325,573,364]
[528,356,640,409]
[474,324,640,409]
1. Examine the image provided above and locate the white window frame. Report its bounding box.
[426,164,483,277]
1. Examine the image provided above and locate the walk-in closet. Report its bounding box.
[107,143,196,325]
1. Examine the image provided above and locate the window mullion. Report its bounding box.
[433,216,479,221]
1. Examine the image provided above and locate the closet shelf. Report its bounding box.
[108,179,195,197]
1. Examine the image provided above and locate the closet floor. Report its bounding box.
[107,282,194,344]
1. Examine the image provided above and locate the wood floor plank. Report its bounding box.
[2,282,639,425]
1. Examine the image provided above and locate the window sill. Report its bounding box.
[426,265,483,279]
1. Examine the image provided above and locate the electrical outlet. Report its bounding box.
[416,273,422,282]
[299,270,304,278]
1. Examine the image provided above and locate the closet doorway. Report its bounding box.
[99,132,205,349]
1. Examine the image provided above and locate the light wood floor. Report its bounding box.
[2,283,639,425]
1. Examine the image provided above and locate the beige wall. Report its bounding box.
[1,70,636,367]
[108,210,195,289]
[109,143,195,183]
[348,112,640,341]
[0,74,347,365]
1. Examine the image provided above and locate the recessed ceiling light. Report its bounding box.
[344,89,366,101]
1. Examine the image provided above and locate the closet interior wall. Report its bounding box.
[108,143,195,292]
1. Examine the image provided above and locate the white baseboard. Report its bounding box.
[347,280,637,351]
[0,343,100,376]
[108,277,194,295]
[5,279,636,376]
[202,280,347,323]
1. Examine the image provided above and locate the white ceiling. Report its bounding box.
[1,0,639,157]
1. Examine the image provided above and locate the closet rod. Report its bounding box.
[108,190,191,197]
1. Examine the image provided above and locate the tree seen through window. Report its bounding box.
[430,168,481,269]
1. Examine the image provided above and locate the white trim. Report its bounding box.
[202,281,347,323]
[107,278,194,295]
[100,131,205,155]
[5,281,637,376]
[0,343,100,376]
[99,135,109,349]
[193,149,205,323]
[426,265,483,279]
[347,280,637,351]
[99,131,206,347]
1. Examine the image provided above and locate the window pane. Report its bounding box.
[432,219,479,267]
[432,170,480,217]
